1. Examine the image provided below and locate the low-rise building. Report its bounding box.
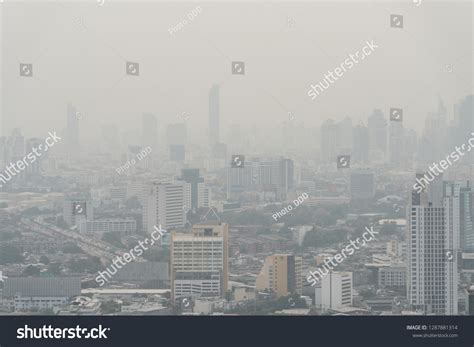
[3,277,81,312]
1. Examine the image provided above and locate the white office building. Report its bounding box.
[143,181,186,233]
[315,272,353,310]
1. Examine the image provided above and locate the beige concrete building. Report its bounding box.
[171,222,228,300]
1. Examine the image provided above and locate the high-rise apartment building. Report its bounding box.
[408,175,459,315]
[256,254,302,297]
[171,222,228,300]
[456,182,474,252]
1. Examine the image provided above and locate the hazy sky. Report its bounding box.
[1,1,472,141]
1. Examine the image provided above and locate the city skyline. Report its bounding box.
[0,0,473,324]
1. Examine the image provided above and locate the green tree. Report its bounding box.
[22,265,41,276]
[39,255,50,265]
[21,207,41,216]
[66,256,102,273]
[47,262,62,276]
[303,228,347,248]
[61,243,83,254]
[0,231,16,241]
[102,232,125,249]
[0,245,23,264]
[56,216,69,229]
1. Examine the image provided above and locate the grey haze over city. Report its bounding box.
[0,0,473,319]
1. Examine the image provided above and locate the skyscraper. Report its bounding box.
[321,118,353,163]
[142,113,158,152]
[367,109,387,154]
[167,123,187,146]
[169,145,185,162]
[209,84,220,147]
[178,168,209,211]
[352,124,369,164]
[171,222,228,300]
[388,121,404,167]
[453,96,474,163]
[419,98,448,164]
[408,175,459,315]
[256,254,302,297]
[167,123,187,163]
[320,119,337,163]
[459,182,474,252]
[336,117,353,154]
